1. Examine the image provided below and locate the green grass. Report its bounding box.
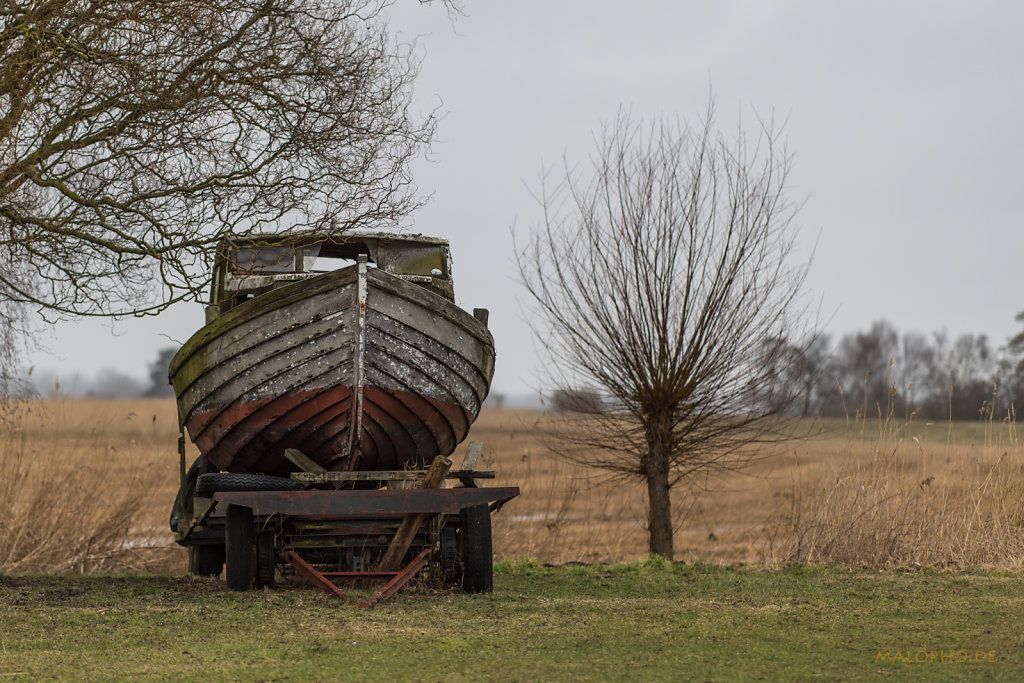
[1,562,1022,681]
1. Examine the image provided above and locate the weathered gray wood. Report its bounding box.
[364,316,483,411]
[290,469,495,483]
[284,448,326,473]
[364,313,487,403]
[174,272,359,398]
[170,267,359,376]
[297,470,423,482]
[180,305,357,414]
[369,284,491,362]
[185,332,356,431]
[376,456,452,572]
[198,347,356,439]
[366,268,492,345]
[461,441,483,469]
[455,441,483,488]
[186,286,356,380]
[347,254,369,459]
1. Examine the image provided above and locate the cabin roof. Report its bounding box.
[221,231,450,260]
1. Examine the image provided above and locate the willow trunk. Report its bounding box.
[644,414,674,559]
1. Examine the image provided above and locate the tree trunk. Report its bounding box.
[643,414,674,559]
[646,462,673,559]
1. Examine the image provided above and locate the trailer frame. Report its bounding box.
[173,442,518,606]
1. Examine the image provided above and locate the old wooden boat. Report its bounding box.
[169,232,494,477]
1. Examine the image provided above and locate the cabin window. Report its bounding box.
[232,245,322,273]
[233,246,294,273]
[382,244,448,278]
[304,244,367,273]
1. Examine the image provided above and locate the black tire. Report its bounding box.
[255,530,276,588]
[440,524,460,587]
[195,473,305,498]
[225,504,254,591]
[460,504,493,593]
[189,544,225,577]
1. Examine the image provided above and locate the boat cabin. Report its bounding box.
[207,232,455,321]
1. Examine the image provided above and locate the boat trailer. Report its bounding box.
[173,442,518,607]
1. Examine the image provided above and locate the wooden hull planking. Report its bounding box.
[170,266,494,476]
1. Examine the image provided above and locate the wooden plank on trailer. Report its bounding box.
[290,469,494,483]
[284,448,326,473]
[292,470,423,483]
[455,441,483,488]
[376,456,451,572]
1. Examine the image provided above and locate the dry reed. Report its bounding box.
[0,397,183,573]
[767,412,1024,570]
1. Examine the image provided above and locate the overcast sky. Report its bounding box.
[25,1,1024,396]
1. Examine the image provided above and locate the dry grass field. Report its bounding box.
[2,398,1023,574]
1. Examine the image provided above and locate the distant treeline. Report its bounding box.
[756,319,1024,421]
[548,317,1024,422]
[28,347,178,399]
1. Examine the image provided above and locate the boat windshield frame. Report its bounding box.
[208,232,455,319]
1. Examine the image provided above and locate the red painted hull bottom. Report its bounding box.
[187,386,474,477]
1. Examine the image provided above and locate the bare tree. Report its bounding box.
[923,332,1001,420]
[760,333,832,418]
[0,249,32,398]
[517,107,815,559]
[899,330,937,411]
[0,0,449,321]
[0,298,25,398]
[830,320,901,418]
[144,346,179,397]
[1004,311,1024,410]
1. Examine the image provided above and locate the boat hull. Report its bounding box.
[170,266,494,476]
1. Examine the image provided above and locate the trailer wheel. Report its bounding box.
[189,544,225,577]
[440,524,460,586]
[225,504,254,591]
[255,530,276,588]
[196,473,304,498]
[460,504,493,593]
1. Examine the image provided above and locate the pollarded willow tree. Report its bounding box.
[517,107,816,559]
[0,0,452,322]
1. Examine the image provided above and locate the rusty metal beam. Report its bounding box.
[284,548,432,608]
[284,551,347,599]
[355,549,432,609]
[212,487,518,518]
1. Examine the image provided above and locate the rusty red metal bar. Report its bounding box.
[284,548,432,608]
[354,549,432,609]
[284,550,347,599]
[213,487,518,517]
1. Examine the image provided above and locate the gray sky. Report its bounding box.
[26,1,1024,396]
